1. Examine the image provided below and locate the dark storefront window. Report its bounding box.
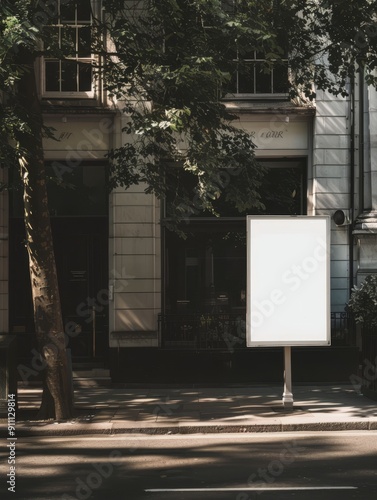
[165,226,247,315]
[46,162,107,216]
[11,162,107,218]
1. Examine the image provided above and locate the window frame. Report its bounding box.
[225,50,289,100]
[41,0,97,99]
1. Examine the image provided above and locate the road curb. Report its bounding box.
[2,420,377,437]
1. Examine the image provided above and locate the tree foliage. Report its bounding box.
[288,0,377,96]
[98,0,377,222]
[347,275,377,329]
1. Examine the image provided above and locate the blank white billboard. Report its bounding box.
[246,216,331,347]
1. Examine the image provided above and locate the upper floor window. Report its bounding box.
[42,0,94,98]
[226,50,289,99]
[220,1,289,99]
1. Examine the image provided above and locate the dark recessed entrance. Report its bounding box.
[52,217,108,361]
[10,162,108,365]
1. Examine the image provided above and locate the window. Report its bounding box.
[42,0,94,97]
[226,50,289,98]
[219,1,289,98]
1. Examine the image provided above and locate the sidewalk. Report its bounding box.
[2,379,377,437]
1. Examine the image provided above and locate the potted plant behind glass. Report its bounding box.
[347,274,377,398]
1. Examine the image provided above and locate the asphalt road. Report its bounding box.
[1,431,377,499]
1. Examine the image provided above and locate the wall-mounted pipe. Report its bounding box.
[359,69,365,216]
[349,72,355,296]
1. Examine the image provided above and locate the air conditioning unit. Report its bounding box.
[333,209,351,226]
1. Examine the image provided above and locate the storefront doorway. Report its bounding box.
[52,217,108,360]
[9,162,108,363]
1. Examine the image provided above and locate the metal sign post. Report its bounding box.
[282,346,294,408]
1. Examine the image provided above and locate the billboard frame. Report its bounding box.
[246,215,331,348]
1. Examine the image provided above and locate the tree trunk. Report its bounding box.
[16,49,73,420]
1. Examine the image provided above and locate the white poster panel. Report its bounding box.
[247,216,330,347]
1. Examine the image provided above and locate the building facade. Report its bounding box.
[2,1,376,384]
